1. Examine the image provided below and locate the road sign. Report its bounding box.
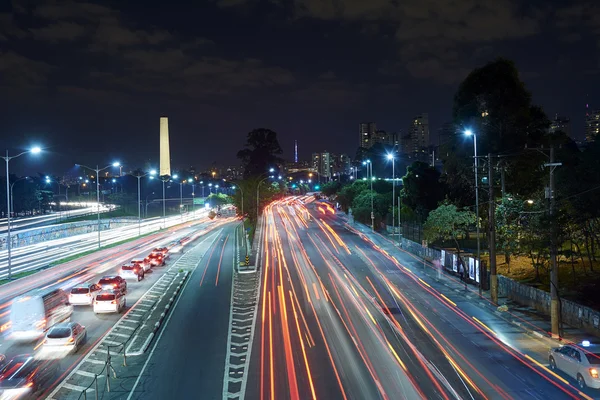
[246,227,251,232]
[245,255,250,266]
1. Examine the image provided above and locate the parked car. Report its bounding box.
[147,253,165,267]
[0,355,59,397]
[549,341,600,389]
[119,264,145,281]
[69,283,102,306]
[97,276,127,295]
[43,322,87,353]
[131,258,151,273]
[93,291,126,314]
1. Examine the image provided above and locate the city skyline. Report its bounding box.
[2,0,599,176]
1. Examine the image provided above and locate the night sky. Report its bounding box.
[1,0,598,176]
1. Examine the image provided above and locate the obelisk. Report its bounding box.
[159,116,171,176]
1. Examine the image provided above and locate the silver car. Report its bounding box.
[43,322,87,353]
[549,342,600,389]
[119,264,145,281]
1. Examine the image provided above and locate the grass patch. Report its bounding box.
[61,208,136,223]
[0,269,41,286]
[49,232,155,267]
[482,254,600,309]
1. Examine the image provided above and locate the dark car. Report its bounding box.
[98,275,127,294]
[148,253,165,267]
[0,355,59,397]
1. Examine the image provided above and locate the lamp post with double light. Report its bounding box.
[257,168,275,221]
[362,159,374,231]
[10,176,30,218]
[2,147,42,280]
[76,162,120,248]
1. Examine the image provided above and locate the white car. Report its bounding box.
[131,258,151,272]
[69,283,102,305]
[43,322,86,353]
[93,291,126,314]
[549,341,600,389]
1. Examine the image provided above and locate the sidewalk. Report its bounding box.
[344,217,598,349]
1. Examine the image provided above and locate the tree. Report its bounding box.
[495,194,527,271]
[237,128,284,178]
[401,161,446,217]
[424,202,476,267]
[321,181,342,197]
[444,58,550,204]
[206,193,231,207]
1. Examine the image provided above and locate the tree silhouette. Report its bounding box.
[237,128,284,178]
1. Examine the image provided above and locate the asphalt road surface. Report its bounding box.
[121,223,237,400]
[244,198,596,400]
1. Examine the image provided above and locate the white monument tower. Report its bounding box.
[159,116,171,176]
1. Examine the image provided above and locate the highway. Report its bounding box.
[0,205,109,233]
[124,223,237,399]
[0,210,210,280]
[0,214,234,399]
[245,198,598,400]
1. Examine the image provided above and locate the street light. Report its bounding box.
[172,174,184,220]
[232,185,244,218]
[2,147,42,280]
[129,169,157,236]
[76,161,120,248]
[363,159,374,231]
[387,153,396,243]
[465,129,482,294]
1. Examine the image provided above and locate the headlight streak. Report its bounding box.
[364,240,584,400]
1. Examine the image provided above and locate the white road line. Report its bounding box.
[84,358,106,365]
[110,332,131,338]
[75,370,105,378]
[61,382,94,392]
[117,324,137,330]
[103,339,122,346]
[126,229,222,400]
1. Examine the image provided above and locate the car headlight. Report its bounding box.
[590,368,599,378]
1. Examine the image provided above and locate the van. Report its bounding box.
[9,288,73,342]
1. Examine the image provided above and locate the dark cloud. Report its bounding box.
[0,51,53,87]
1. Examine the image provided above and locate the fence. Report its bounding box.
[400,234,600,337]
[0,218,137,251]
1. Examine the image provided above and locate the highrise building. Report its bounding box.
[404,113,430,159]
[312,152,332,179]
[359,122,377,148]
[549,114,572,137]
[159,116,171,176]
[332,154,352,176]
[586,109,600,143]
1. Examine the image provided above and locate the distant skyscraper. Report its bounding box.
[586,108,600,143]
[549,114,572,137]
[294,140,298,163]
[359,122,377,148]
[159,117,171,176]
[312,152,332,179]
[405,113,430,158]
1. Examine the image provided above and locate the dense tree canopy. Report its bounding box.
[237,128,284,178]
[401,162,446,217]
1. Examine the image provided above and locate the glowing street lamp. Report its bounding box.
[465,128,481,294]
[2,146,42,280]
[129,169,157,235]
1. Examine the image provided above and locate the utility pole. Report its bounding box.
[546,146,562,338]
[488,154,498,303]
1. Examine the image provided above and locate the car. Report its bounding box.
[43,322,86,353]
[147,253,165,267]
[97,276,127,295]
[93,290,126,314]
[549,341,600,389]
[131,258,151,272]
[69,283,102,305]
[119,264,145,281]
[152,247,169,259]
[0,355,59,397]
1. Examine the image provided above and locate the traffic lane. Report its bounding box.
[128,227,235,400]
[349,236,585,400]
[266,208,417,400]
[0,247,181,363]
[304,227,484,400]
[0,221,208,342]
[0,218,215,308]
[252,211,358,400]
[301,225,472,400]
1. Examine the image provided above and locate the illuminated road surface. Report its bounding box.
[245,198,596,400]
[0,211,210,279]
[0,216,234,398]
